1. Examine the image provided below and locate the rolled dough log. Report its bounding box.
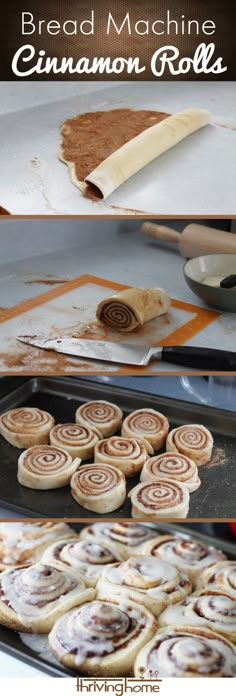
[96,287,170,332]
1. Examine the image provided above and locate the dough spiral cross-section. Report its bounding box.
[96,287,170,332]
[122,408,169,451]
[129,479,189,519]
[70,463,126,513]
[140,452,200,492]
[166,423,213,465]
[75,400,123,437]
[0,407,55,448]
[50,422,101,460]
[17,445,80,489]
[95,436,148,477]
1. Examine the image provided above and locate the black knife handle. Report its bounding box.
[162,346,236,371]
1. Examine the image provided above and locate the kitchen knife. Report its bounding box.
[17,336,236,370]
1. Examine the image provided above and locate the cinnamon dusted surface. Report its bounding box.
[60,109,170,200]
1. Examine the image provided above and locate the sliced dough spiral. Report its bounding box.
[122,408,169,451]
[48,598,157,675]
[134,626,236,678]
[75,400,123,437]
[97,555,191,618]
[0,562,94,633]
[166,423,213,466]
[141,535,227,585]
[196,561,236,599]
[50,423,101,460]
[95,436,148,477]
[129,479,189,519]
[0,407,55,448]
[42,537,127,586]
[70,463,126,513]
[140,453,200,492]
[17,445,80,490]
[0,521,77,571]
[80,522,157,557]
[159,591,236,644]
[96,287,170,333]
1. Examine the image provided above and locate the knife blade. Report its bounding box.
[17,335,236,370]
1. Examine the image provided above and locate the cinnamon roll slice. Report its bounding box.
[0,562,94,633]
[122,408,169,451]
[95,436,148,477]
[97,555,192,618]
[80,522,157,558]
[17,445,80,489]
[75,400,123,438]
[129,479,190,519]
[158,591,236,644]
[96,287,170,333]
[48,598,157,675]
[42,537,127,587]
[0,407,55,448]
[141,453,201,492]
[166,424,213,466]
[50,423,101,460]
[70,463,126,513]
[134,626,236,677]
[141,535,227,585]
[196,561,236,599]
[0,521,77,571]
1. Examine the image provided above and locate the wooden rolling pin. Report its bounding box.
[141,222,236,257]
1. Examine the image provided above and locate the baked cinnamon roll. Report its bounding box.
[0,562,94,633]
[48,598,157,675]
[196,561,236,599]
[70,463,126,513]
[17,445,80,489]
[0,521,77,571]
[42,537,127,586]
[94,436,148,477]
[166,424,213,466]
[134,626,236,677]
[0,407,55,448]
[141,453,201,492]
[122,408,169,451]
[96,555,192,618]
[75,400,123,437]
[141,535,227,585]
[80,522,157,557]
[50,422,101,460]
[158,590,236,643]
[129,479,190,519]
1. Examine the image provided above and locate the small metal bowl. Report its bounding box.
[184,254,236,311]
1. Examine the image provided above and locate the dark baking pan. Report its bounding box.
[0,376,235,518]
[0,521,235,677]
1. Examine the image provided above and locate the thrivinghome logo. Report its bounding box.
[77,670,162,694]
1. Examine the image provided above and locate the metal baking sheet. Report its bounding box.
[0,521,235,678]
[0,82,236,215]
[0,376,235,518]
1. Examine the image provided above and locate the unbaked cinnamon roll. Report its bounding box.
[75,400,123,437]
[141,453,201,492]
[96,287,170,333]
[96,555,192,618]
[17,445,80,489]
[94,436,148,477]
[0,562,94,633]
[70,463,126,513]
[141,535,227,585]
[80,522,157,557]
[134,626,236,677]
[158,591,236,644]
[129,479,190,519]
[0,407,55,448]
[0,521,77,571]
[166,424,213,466]
[42,537,127,586]
[50,423,101,460]
[122,409,169,451]
[48,598,157,675]
[196,561,236,599]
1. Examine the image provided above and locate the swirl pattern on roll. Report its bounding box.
[50,423,100,460]
[70,463,126,513]
[0,407,55,448]
[140,453,200,492]
[17,445,80,490]
[197,562,236,599]
[0,521,77,570]
[122,409,169,451]
[80,522,157,557]
[75,400,123,437]
[141,536,227,584]
[0,562,94,632]
[48,599,157,675]
[95,436,148,477]
[166,424,213,466]
[129,479,189,519]
[42,538,127,586]
[97,555,192,617]
[159,591,236,643]
[134,626,236,677]
[99,300,137,331]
